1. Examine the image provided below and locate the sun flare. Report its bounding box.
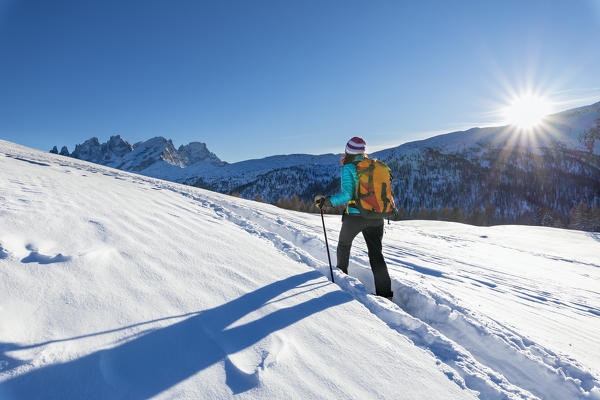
[503,94,552,130]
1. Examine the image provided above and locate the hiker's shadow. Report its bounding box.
[0,271,350,399]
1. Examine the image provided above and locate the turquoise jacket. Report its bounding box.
[330,155,364,214]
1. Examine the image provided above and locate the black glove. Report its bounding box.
[314,195,331,209]
[389,209,402,221]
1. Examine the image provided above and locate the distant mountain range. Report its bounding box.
[51,101,600,227]
[52,136,224,172]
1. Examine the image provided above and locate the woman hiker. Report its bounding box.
[315,137,394,300]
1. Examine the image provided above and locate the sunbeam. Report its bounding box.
[502,94,553,130]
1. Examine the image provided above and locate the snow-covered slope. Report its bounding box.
[1,139,599,399]
[0,140,476,399]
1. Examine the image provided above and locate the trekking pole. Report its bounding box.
[319,207,335,283]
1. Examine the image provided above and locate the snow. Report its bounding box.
[0,140,475,399]
[222,203,600,399]
[1,139,599,399]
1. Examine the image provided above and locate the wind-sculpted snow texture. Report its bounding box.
[1,140,599,399]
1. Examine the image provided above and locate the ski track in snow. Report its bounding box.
[2,149,600,400]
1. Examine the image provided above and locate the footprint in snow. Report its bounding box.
[224,356,260,394]
[0,244,8,259]
[0,342,27,372]
[224,333,287,394]
[89,220,108,241]
[21,244,71,264]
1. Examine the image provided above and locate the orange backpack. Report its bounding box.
[351,158,396,218]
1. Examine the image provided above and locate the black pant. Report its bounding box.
[336,215,392,297]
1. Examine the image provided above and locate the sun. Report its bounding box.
[503,94,552,130]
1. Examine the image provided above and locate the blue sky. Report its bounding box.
[1,0,599,162]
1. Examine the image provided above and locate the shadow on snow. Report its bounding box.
[20,244,71,265]
[0,270,350,399]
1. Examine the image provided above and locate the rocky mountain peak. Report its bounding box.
[121,136,182,171]
[54,135,223,172]
[71,137,103,162]
[106,135,132,158]
[178,141,223,166]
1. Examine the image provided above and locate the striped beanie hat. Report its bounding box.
[345,136,366,154]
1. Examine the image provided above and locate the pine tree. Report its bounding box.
[484,204,497,226]
[275,195,287,209]
[428,209,438,220]
[569,202,590,231]
[414,208,429,220]
[451,206,465,223]
[395,208,409,220]
[591,207,600,232]
[289,194,301,211]
[518,211,535,226]
[540,211,554,227]
[439,207,453,221]
[469,208,486,226]
[552,215,564,229]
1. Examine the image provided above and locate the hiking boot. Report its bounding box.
[378,292,393,301]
